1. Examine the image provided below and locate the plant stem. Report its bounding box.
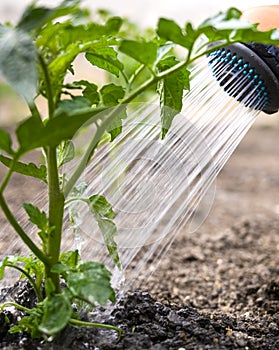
[0,155,18,193]
[40,52,64,292]
[0,193,50,265]
[5,264,43,301]
[29,101,42,122]
[39,54,55,118]
[69,318,123,336]
[45,146,64,293]
[0,302,31,314]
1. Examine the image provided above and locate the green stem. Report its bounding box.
[46,147,64,293]
[0,155,18,193]
[39,54,55,118]
[29,101,42,122]
[5,264,43,301]
[0,193,50,265]
[0,302,31,314]
[39,53,64,292]
[127,64,145,92]
[69,318,123,336]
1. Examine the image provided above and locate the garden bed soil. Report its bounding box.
[0,122,279,349]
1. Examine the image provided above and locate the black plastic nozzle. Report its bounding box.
[208,43,279,114]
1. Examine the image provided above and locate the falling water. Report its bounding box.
[65,56,261,289]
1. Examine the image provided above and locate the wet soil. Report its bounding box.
[0,122,279,349]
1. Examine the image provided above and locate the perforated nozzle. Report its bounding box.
[208,43,279,114]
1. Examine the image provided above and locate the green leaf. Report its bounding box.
[38,294,72,336]
[198,8,279,47]
[0,155,47,182]
[22,203,48,232]
[0,26,37,103]
[156,44,175,64]
[97,219,120,269]
[16,107,105,153]
[10,303,44,338]
[60,250,80,269]
[199,7,242,28]
[51,262,69,274]
[157,57,190,138]
[100,84,126,141]
[17,6,53,32]
[119,40,158,66]
[100,84,125,107]
[157,18,194,49]
[89,195,115,219]
[40,17,122,99]
[57,96,92,114]
[73,80,100,105]
[3,254,45,289]
[89,195,120,269]
[66,261,115,305]
[17,0,80,32]
[0,130,13,155]
[57,140,75,168]
[85,47,124,77]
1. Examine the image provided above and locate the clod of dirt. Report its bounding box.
[0,283,278,350]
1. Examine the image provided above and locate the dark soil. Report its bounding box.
[0,122,279,349]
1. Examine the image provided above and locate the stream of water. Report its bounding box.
[65,57,260,289]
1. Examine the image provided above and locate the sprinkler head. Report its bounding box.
[208,43,279,114]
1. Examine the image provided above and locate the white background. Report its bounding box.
[1,1,279,27]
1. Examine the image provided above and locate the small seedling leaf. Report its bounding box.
[89,195,120,268]
[0,155,47,182]
[22,203,48,232]
[0,130,13,155]
[85,47,124,77]
[66,262,115,305]
[157,18,194,49]
[100,84,126,140]
[60,250,80,269]
[89,194,115,219]
[57,140,75,168]
[0,26,37,103]
[38,294,72,336]
[157,57,190,138]
[119,40,158,66]
[74,80,100,105]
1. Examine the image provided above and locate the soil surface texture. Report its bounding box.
[0,121,279,349]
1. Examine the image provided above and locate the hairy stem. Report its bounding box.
[45,147,64,293]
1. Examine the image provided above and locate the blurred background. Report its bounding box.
[1,0,279,27]
[0,0,278,125]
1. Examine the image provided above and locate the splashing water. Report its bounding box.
[64,57,260,289]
